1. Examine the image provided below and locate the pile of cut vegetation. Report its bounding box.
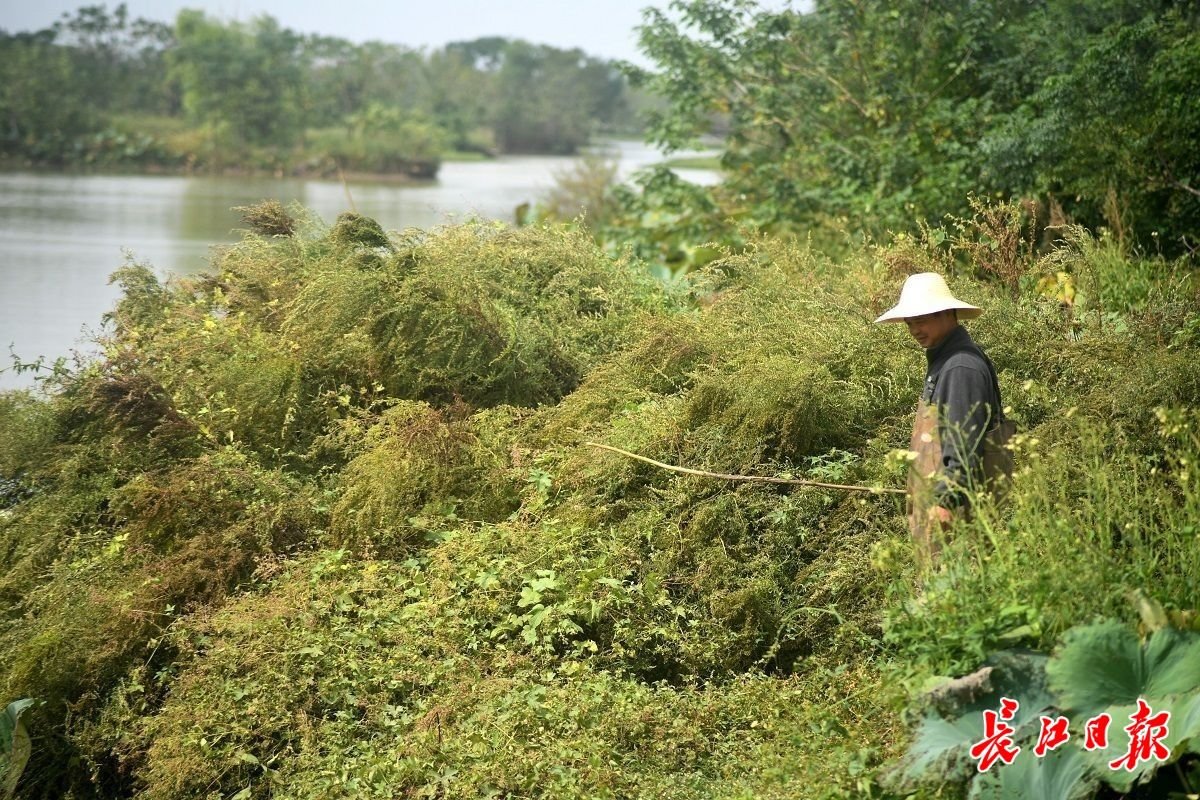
[1,202,1197,799]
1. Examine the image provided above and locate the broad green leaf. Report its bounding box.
[1142,630,1200,701]
[968,743,1098,800]
[880,652,1052,792]
[1081,693,1200,793]
[529,573,558,594]
[0,700,30,755]
[1173,692,1200,755]
[965,651,1055,723]
[882,711,986,790]
[0,699,35,800]
[1047,621,1200,718]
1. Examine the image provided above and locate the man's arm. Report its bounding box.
[933,363,995,509]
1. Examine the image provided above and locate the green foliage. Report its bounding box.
[0,699,34,799]
[882,415,1200,677]
[881,651,1055,793]
[489,40,627,154]
[985,10,1200,250]
[0,392,58,483]
[970,745,1096,800]
[0,9,635,169]
[0,4,172,164]
[887,620,1200,797]
[0,29,96,162]
[86,217,664,469]
[1047,620,1200,719]
[170,10,306,152]
[305,104,445,177]
[0,441,318,795]
[1,208,1198,797]
[0,10,186,168]
[632,0,1012,231]
[601,166,742,275]
[329,401,520,554]
[235,199,296,238]
[118,548,893,800]
[52,3,175,117]
[630,0,1200,253]
[535,154,622,229]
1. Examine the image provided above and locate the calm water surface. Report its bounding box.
[0,140,716,389]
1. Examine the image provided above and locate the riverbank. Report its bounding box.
[0,136,708,183]
[0,154,440,182]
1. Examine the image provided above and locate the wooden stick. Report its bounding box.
[583,442,906,494]
[337,161,358,213]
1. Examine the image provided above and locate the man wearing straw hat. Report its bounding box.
[876,273,1012,567]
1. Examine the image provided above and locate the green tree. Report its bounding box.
[0,29,94,160]
[54,3,175,116]
[982,10,1200,249]
[0,5,635,167]
[631,0,1200,251]
[307,39,432,126]
[170,10,305,150]
[483,39,626,154]
[301,34,367,126]
[427,46,495,153]
[632,0,1036,231]
[0,5,175,164]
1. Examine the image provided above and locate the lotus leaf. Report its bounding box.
[1047,620,1200,719]
[1080,693,1200,793]
[967,744,1097,800]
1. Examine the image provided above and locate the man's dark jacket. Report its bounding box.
[921,325,1003,509]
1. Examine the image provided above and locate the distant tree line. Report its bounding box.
[0,4,636,173]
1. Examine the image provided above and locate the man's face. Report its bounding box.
[905,310,958,349]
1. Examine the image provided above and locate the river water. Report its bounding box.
[0,140,717,390]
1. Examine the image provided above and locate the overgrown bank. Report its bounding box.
[1,203,1198,798]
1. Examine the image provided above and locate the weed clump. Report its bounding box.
[329,211,393,250]
[0,445,318,796]
[80,216,666,474]
[235,199,296,237]
[330,401,522,554]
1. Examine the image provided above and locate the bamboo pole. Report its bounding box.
[583,442,906,494]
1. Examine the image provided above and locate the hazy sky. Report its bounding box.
[0,0,802,66]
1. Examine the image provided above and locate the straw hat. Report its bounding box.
[874,272,982,323]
